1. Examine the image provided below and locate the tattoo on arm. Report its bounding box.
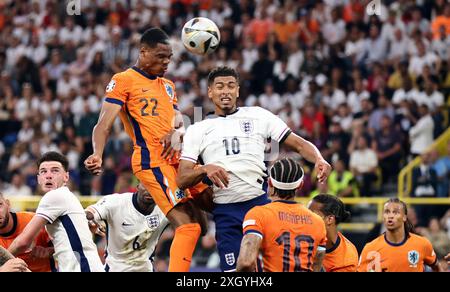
[236,234,262,272]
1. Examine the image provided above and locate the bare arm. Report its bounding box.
[84,102,122,175]
[312,249,326,272]
[0,246,14,266]
[236,234,262,272]
[430,260,442,272]
[8,216,48,256]
[0,258,29,272]
[283,133,332,183]
[177,160,229,190]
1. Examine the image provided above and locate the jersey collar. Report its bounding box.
[273,199,298,205]
[0,212,18,237]
[326,233,341,254]
[132,66,158,80]
[217,107,240,117]
[384,232,408,247]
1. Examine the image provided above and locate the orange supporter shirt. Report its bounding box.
[105,67,179,172]
[358,233,437,272]
[0,212,53,272]
[243,200,327,272]
[323,232,358,272]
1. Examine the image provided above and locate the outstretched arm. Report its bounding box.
[84,102,122,175]
[283,133,332,183]
[8,216,47,256]
[312,249,326,272]
[236,234,262,272]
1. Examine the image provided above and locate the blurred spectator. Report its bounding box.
[350,136,378,197]
[2,172,32,197]
[412,152,438,198]
[430,3,450,40]
[409,104,434,156]
[431,142,450,197]
[372,115,402,184]
[326,159,358,197]
[420,217,450,258]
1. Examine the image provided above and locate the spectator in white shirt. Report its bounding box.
[409,41,439,76]
[322,7,346,45]
[348,78,370,114]
[416,78,445,112]
[59,17,83,46]
[258,80,283,113]
[350,136,378,197]
[409,104,434,156]
[2,172,32,197]
[25,34,48,66]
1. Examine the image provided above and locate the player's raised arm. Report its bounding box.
[236,234,262,272]
[177,160,229,190]
[282,132,332,183]
[84,101,122,175]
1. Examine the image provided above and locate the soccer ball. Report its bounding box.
[181,17,220,55]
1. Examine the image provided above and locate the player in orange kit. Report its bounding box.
[0,193,54,272]
[236,158,327,272]
[358,198,442,272]
[84,28,203,272]
[308,194,358,272]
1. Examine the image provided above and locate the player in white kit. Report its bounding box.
[176,66,332,271]
[8,152,104,272]
[85,183,169,272]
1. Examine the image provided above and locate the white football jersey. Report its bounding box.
[36,186,104,272]
[181,107,291,203]
[89,193,169,272]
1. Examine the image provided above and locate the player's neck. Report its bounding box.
[326,227,338,250]
[0,213,14,235]
[215,106,238,117]
[385,227,406,244]
[136,196,156,215]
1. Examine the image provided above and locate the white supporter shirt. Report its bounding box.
[89,193,169,272]
[181,107,291,204]
[36,187,104,272]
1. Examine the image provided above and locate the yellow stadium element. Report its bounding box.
[398,127,450,198]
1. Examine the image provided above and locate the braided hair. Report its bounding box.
[269,158,304,199]
[312,194,351,225]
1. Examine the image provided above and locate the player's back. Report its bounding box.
[244,201,327,272]
[358,233,437,272]
[323,232,358,272]
[0,212,52,272]
[105,67,178,171]
[36,186,104,272]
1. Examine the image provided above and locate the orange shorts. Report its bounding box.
[135,164,209,215]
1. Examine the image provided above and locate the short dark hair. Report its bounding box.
[269,158,304,199]
[312,194,350,225]
[140,28,169,48]
[37,151,69,172]
[207,66,239,86]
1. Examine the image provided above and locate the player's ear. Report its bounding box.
[207,86,213,100]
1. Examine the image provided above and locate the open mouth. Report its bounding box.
[221,97,232,102]
[45,182,54,188]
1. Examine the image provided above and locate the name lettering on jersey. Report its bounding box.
[106,80,116,92]
[408,250,419,267]
[278,212,312,225]
[164,82,174,102]
[239,120,254,134]
[146,215,160,230]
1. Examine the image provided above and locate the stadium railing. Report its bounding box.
[398,127,450,197]
[8,196,450,232]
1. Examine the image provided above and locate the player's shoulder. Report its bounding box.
[239,106,268,116]
[246,203,271,217]
[408,233,432,246]
[111,68,134,80]
[364,233,386,250]
[15,211,36,223]
[99,192,133,205]
[43,186,73,199]
[340,232,358,252]
[160,77,176,88]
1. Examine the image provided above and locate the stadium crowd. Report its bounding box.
[0,0,449,271]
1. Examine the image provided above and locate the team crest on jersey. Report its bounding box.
[146,215,160,229]
[225,253,235,266]
[164,82,175,102]
[240,120,253,134]
[407,250,419,267]
[175,189,186,200]
[106,80,116,92]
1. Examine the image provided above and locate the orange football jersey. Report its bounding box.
[243,200,327,272]
[0,212,53,272]
[323,232,358,272]
[105,67,179,172]
[358,233,437,272]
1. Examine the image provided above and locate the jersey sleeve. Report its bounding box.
[35,190,67,224]
[357,245,369,272]
[180,124,202,163]
[104,72,131,106]
[259,107,291,143]
[422,237,437,266]
[242,207,266,239]
[88,195,121,221]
